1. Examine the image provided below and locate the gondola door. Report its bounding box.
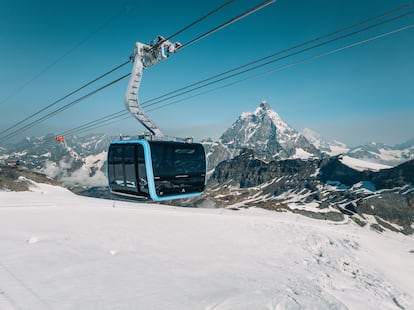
[107,143,149,198]
[136,144,149,196]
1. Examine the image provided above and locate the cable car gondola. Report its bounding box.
[107,139,206,201]
[107,36,207,201]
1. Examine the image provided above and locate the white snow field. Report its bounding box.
[1,181,413,309]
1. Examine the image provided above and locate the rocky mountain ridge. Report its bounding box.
[193,151,414,234]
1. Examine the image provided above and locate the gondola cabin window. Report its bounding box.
[149,142,206,197]
[107,143,149,197]
[107,141,205,200]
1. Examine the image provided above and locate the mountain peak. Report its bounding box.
[254,100,275,116]
[218,101,320,160]
[259,100,270,110]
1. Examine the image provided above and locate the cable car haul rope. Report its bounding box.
[54,1,414,139]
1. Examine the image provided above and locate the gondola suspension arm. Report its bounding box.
[125,36,182,138]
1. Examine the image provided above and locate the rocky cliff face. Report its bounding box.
[197,152,414,234]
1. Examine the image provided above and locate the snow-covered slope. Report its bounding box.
[1,181,413,309]
[339,154,392,172]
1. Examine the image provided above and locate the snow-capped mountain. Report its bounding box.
[302,128,349,156]
[348,139,414,166]
[0,133,112,187]
[302,128,414,166]
[222,100,320,159]
[206,101,320,171]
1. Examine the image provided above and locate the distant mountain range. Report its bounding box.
[189,101,414,234]
[1,100,412,179]
[302,127,414,166]
[302,128,349,156]
[1,100,413,234]
[206,100,414,170]
[0,134,111,187]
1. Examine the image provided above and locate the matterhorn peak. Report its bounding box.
[259,100,270,110]
[217,100,320,160]
[254,100,273,115]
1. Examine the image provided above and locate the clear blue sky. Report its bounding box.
[1,0,413,147]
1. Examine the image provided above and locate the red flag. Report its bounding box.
[55,136,64,142]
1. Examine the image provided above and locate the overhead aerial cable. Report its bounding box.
[7,0,412,140]
[142,1,414,107]
[141,9,414,109]
[181,0,276,49]
[62,0,279,138]
[0,0,263,142]
[0,73,130,143]
[146,21,414,114]
[57,110,127,137]
[164,0,236,41]
[0,6,127,107]
[125,0,277,136]
[0,61,130,139]
[56,2,414,138]
[57,4,414,137]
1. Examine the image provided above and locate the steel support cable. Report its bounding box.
[0,1,236,139]
[145,22,414,114]
[57,0,239,136]
[1,0,220,140]
[64,114,133,138]
[142,1,414,106]
[69,16,414,136]
[0,60,130,138]
[181,0,276,49]
[165,0,236,41]
[54,1,277,137]
[68,15,414,137]
[141,9,414,109]
[58,110,127,136]
[0,74,130,143]
[0,0,268,141]
[59,7,414,137]
[0,6,127,107]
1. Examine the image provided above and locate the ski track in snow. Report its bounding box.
[0,182,413,309]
